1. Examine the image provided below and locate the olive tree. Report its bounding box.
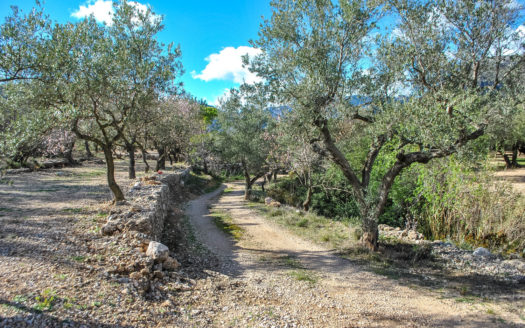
[46,1,182,201]
[0,2,50,83]
[250,0,524,250]
[215,84,275,199]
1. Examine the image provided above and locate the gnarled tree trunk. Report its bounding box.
[361,212,379,251]
[64,139,76,164]
[126,143,136,179]
[84,140,93,158]
[103,145,125,202]
[302,185,313,211]
[141,148,150,173]
[155,145,166,171]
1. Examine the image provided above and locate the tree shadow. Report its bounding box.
[0,298,135,327]
[339,241,525,307]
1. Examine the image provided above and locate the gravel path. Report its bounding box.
[187,181,524,327]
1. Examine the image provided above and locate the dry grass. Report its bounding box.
[249,202,356,251]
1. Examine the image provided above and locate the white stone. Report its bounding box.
[146,241,169,261]
[473,247,491,257]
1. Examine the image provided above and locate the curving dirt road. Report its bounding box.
[186,181,523,327]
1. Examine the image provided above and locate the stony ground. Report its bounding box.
[0,159,524,327]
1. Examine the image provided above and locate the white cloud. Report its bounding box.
[72,0,114,25]
[502,24,525,56]
[71,1,156,26]
[192,46,263,84]
[212,88,232,107]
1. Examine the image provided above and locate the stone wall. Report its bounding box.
[102,168,190,240]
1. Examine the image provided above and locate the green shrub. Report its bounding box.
[408,157,525,252]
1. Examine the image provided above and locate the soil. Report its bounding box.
[492,153,525,195]
[1,160,524,327]
[186,181,524,327]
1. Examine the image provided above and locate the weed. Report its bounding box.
[92,301,102,307]
[459,285,470,296]
[209,210,243,240]
[455,296,477,303]
[91,225,101,234]
[270,209,284,217]
[13,295,27,303]
[1,303,23,313]
[34,288,56,311]
[296,218,308,227]
[54,274,67,281]
[486,308,496,315]
[320,233,331,242]
[288,269,317,284]
[223,187,234,193]
[76,170,105,178]
[71,255,85,262]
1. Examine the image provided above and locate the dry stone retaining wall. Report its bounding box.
[100,169,190,293]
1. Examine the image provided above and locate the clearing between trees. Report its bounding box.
[2,161,523,327]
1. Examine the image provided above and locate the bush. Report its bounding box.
[407,157,525,252]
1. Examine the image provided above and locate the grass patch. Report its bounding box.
[13,295,28,303]
[455,296,478,303]
[71,255,86,262]
[62,207,86,214]
[54,274,67,281]
[279,255,304,269]
[250,202,353,251]
[223,187,235,193]
[75,170,106,178]
[209,210,243,240]
[186,171,222,194]
[288,269,317,284]
[34,288,56,312]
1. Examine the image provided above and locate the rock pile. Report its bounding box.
[431,241,525,283]
[379,224,525,283]
[379,224,425,241]
[264,197,281,207]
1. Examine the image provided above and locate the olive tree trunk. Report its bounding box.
[126,143,136,179]
[84,140,93,158]
[302,185,313,211]
[141,148,150,173]
[103,145,125,202]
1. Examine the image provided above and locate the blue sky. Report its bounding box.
[1,1,524,105]
[0,0,272,105]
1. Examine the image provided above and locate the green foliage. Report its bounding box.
[209,210,243,240]
[251,201,353,250]
[393,157,525,251]
[34,288,56,312]
[267,173,360,221]
[214,84,273,173]
[199,105,218,125]
[288,270,318,284]
[185,171,222,194]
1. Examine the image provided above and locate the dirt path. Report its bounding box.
[188,181,523,327]
[494,167,525,195]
